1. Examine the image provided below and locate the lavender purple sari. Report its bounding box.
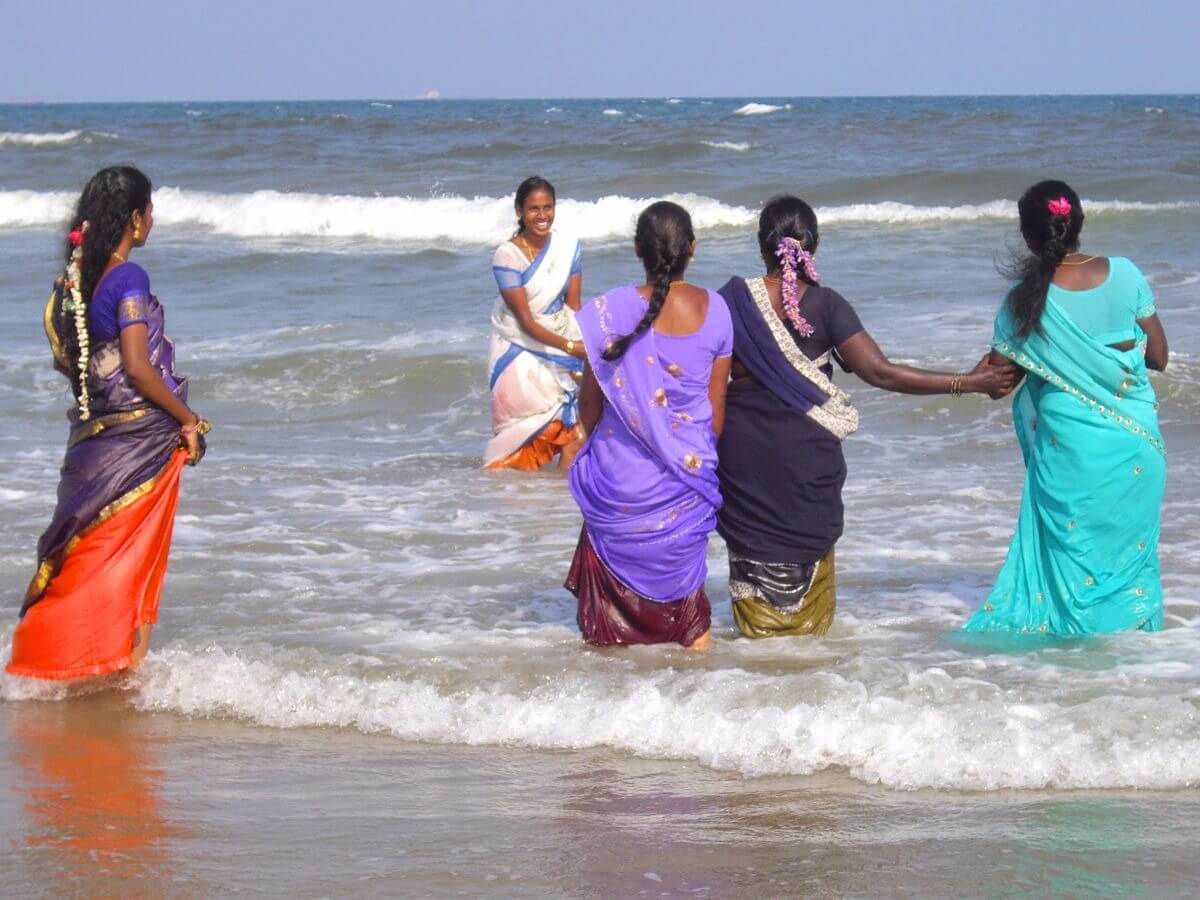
[22,275,189,616]
[568,285,731,602]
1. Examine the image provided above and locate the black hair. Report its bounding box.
[57,166,152,384]
[1003,179,1084,338]
[758,194,820,286]
[514,175,556,234]
[601,201,695,362]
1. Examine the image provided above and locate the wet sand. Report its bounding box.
[2,695,1198,898]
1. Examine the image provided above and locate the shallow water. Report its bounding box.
[1,96,1199,893]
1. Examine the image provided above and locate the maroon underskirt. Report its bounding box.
[565,527,711,648]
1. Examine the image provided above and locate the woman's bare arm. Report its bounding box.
[579,362,604,434]
[120,324,197,426]
[709,355,732,438]
[120,324,204,463]
[499,286,586,358]
[564,272,582,312]
[837,330,1019,396]
[1138,313,1168,371]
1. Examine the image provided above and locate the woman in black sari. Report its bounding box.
[717,196,1016,638]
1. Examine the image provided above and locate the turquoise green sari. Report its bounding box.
[964,298,1165,635]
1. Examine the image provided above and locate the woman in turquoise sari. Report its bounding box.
[964,180,1169,635]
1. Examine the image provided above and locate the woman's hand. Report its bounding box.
[566,340,587,360]
[179,416,209,466]
[968,352,1022,398]
[181,428,203,465]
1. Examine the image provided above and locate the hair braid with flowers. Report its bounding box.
[56,166,152,419]
[757,194,821,337]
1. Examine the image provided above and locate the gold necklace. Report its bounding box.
[517,234,541,262]
[111,250,127,263]
[1059,254,1096,266]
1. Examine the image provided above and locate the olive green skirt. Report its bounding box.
[729,548,836,638]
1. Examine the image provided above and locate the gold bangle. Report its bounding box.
[566,339,576,353]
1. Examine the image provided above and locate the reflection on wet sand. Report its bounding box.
[4,693,182,895]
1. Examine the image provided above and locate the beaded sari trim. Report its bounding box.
[744,277,859,440]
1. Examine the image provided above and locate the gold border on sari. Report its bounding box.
[67,408,153,448]
[744,277,859,440]
[23,460,175,607]
[993,341,1166,456]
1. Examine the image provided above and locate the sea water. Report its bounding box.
[1,96,1199,892]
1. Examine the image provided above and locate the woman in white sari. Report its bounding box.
[486,176,587,470]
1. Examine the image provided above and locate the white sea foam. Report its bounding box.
[1,189,1195,247]
[369,102,394,109]
[545,107,563,113]
[117,641,1200,791]
[602,108,624,116]
[0,130,81,146]
[666,98,684,105]
[702,140,751,152]
[733,102,791,116]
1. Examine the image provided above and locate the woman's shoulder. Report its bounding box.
[492,240,525,269]
[96,261,151,301]
[1105,256,1147,280]
[706,287,733,323]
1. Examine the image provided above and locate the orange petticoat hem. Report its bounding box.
[6,451,186,681]
[487,420,581,471]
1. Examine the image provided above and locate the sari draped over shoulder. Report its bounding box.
[566,285,731,646]
[716,276,861,638]
[485,233,584,469]
[964,298,1165,635]
[7,274,190,680]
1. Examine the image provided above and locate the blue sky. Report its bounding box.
[3,0,1196,102]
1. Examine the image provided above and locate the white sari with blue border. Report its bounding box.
[485,232,583,466]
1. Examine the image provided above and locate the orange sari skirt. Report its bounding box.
[6,451,186,680]
[487,420,581,471]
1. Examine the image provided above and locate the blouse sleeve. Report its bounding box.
[116,265,152,330]
[570,240,583,277]
[824,289,865,346]
[1128,260,1156,318]
[492,243,526,292]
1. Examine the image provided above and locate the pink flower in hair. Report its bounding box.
[1047,197,1073,217]
[775,237,819,338]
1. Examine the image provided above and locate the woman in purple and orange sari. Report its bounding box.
[566,202,732,649]
[6,166,209,681]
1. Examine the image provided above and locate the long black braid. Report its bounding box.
[601,201,695,362]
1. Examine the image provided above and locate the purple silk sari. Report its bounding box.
[568,285,726,602]
[22,278,188,616]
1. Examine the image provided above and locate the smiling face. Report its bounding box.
[517,189,555,240]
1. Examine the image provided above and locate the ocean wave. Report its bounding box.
[1,189,1194,247]
[602,108,624,116]
[733,102,791,116]
[0,129,118,147]
[702,140,751,152]
[66,641,1200,791]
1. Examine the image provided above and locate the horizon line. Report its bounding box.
[2,91,1198,106]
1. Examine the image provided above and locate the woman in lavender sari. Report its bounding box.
[7,167,208,681]
[566,202,732,649]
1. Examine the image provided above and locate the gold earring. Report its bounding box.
[133,226,141,240]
